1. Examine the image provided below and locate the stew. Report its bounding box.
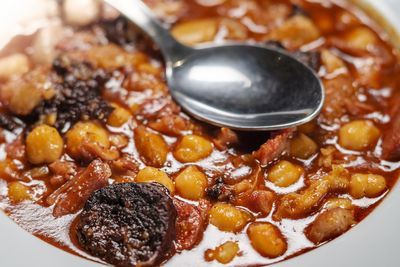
[0,0,399,266]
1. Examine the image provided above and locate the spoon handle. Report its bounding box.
[104,0,188,61]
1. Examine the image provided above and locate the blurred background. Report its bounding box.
[0,0,400,266]
[0,0,59,49]
[1,0,399,50]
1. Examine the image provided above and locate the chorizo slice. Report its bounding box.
[174,198,204,251]
[48,159,111,217]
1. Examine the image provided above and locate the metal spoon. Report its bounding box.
[104,0,325,130]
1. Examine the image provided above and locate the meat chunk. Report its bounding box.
[149,114,190,136]
[253,127,296,165]
[1,68,52,116]
[243,190,274,216]
[275,165,349,219]
[308,207,355,244]
[4,134,25,160]
[213,127,239,150]
[102,16,141,46]
[322,76,356,122]
[48,160,78,187]
[79,139,120,161]
[47,159,111,217]
[100,17,156,56]
[136,97,180,122]
[76,182,177,266]
[174,198,204,251]
[110,154,139,174]
[49,160,77,176]
[382,95,400,160]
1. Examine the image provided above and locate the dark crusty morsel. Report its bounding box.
[291,4,310,17]
[102,16,138,45]
[76,182,177,267]
[206,177,234,202]
[30,55,114,132]
[101,16,162,58]
[0,113,20,131]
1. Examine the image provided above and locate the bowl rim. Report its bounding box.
[1,0,400,266]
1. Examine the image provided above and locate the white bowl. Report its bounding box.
[1,0,400,266]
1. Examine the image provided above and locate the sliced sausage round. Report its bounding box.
[76,182,177,266]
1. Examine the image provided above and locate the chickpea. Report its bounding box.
[88,45,146,69]
[267,15,320,50]
[66,121,109,160]
[336,10,359,28]
[151,1,184,17]
[214,241,240,264]
[350,173,386,199]
[175,166,207,200]
[174,135,213,163]
[8,181,31,203]
[136,167,175,194]
[344,27,377,51]
[247,222,287,258]
[109,134,129,149]
[26,125,63,164]
[268,160,304,187]
[209,202,251,232]
[290,133,318,159]
[321,49,348,75]
[107,103,132,127]
[0,53,30,79]
[339,120,380,151]
[63,0,100,26]
[8,78,44,116]
[233,179,252,194]
[32,25,61,65]
[220,18,248,40]
[134,126,168,167]
[137,63,162,76]
[0,159,19,180]
[130,103,139,113]
[205,241,240,264]
[355,57,381,88]
[171,18,218,45]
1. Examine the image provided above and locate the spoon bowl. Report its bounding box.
[167,44,324,130]
[104,0,325,130]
